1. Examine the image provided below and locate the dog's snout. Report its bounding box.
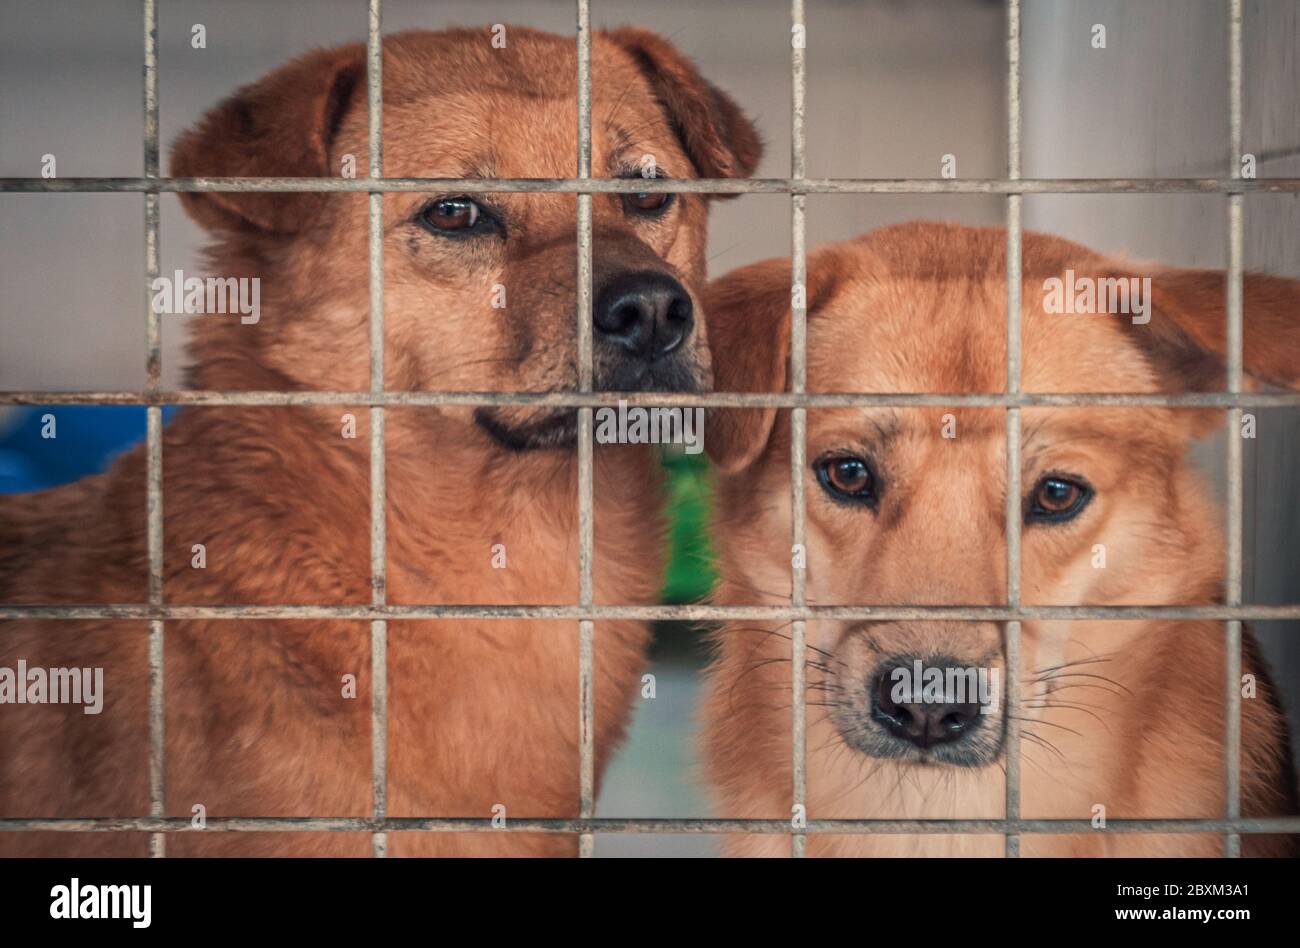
[871,663,982,750]
[594,271,694,360]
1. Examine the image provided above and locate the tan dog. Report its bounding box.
[701,222,1298,857]
[0,27,759,856]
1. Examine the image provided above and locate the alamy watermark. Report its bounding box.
[594,399,704,454]
[151,268,260,324]
[50,878,151,928]
[889,660,1000,714]
[1042,269,1151,325]
[0,660,103,714]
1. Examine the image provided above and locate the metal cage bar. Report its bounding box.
[1223,0,1245,859]
[366,0,388,860]
[6,604,1300,622]
[1002,0,1022,859]
[4,177,1299,195]
[576,0,596,860]
[7,391,1300,409]
[141,0,165,861]
[1,815,1298,835]
[789,0,809,861]
[0,0,1292,852]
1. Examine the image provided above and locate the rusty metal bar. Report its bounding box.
[575,0,596,860]
[1002,0,1022,860]
[7,604,1300,622]
[141,0,165,861]
[366,0,388,860]
[4,176,1299,194]
[2,815,1297,835]
[1224,0,1244,860]
[789,0,808,860]
[9,391,1300,409]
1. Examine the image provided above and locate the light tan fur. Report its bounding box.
[701,222,1298,857]
[0,27,760,857]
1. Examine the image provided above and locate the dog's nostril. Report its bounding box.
[941,706,979,733]
[665,295,692,328]
[594,271,694,359]
[657,296,693,356]
[874,671,904,717]
[604,300,643,337]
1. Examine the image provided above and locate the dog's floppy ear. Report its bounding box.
[1092,263,1300,394]
[603,28,762,188]
[704,257,790,473]
[170,44,365,235]
[704,253,841,474]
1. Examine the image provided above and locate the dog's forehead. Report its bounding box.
[375,31,689,179]
[1021,306,1161,394]
[806,236,1162,397]
[809,272,1008,394]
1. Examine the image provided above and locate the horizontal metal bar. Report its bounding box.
[5,604,1300,622]
[3,177,1299,195]
[1,816,1297,835]
[4,391,1300,409]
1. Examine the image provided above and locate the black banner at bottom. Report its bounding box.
[0,855,1286,934]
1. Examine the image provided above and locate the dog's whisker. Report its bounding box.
[1035,671,1133,696]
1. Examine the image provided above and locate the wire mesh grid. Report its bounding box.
[1,0,1299,857]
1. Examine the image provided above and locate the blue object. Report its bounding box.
[0,406,178,494]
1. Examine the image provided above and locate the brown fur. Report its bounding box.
[0,27,760,857]
[701,222,1299,857]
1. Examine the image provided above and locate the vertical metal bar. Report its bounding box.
[789,0,808,859]
[143,0,161,388]
[1224,0,1244,859]
[366,0,388,859]
[142,0,165,860]
[575,0,596,859]
[1002,0,1023,859]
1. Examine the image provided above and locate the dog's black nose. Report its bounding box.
[871,665,982,749]
[594,271,693,360]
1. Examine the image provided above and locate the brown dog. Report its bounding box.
[0,27,759,856]
[701,222,1298,857]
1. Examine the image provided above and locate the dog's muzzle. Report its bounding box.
[592,270,700,392]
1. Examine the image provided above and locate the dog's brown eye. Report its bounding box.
[421,197,480,232]
[623,191,673,214]
[1026,476,1091,524]
[816,455,875,505]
